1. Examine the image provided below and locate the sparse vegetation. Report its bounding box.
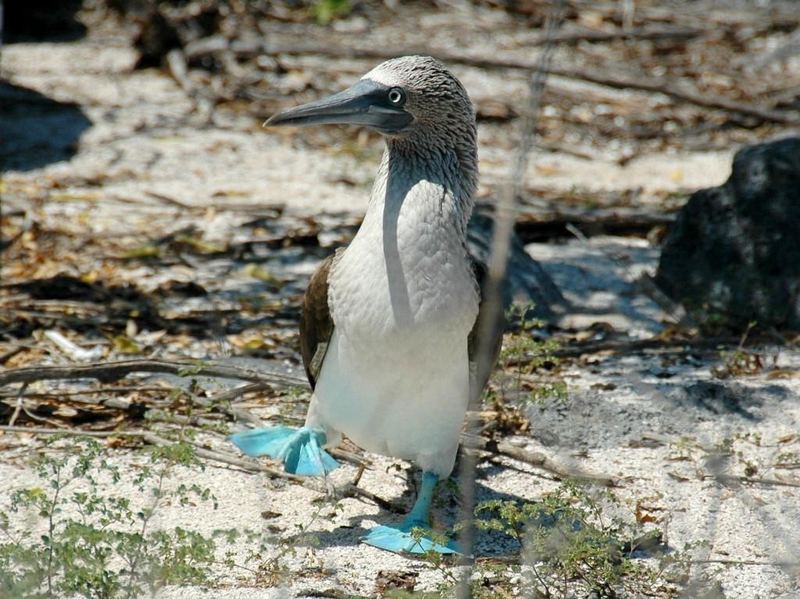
[711,322,779,379]
[401,480,692,598]
[0,436,240,599]
[485,304,568,435]
[468,482,678,598]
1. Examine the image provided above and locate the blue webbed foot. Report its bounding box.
[362,471,460,555]
[229,426,339,476]
[362,520,460,555]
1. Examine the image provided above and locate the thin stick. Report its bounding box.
[549,335,742,358]
[690,558,800,567]
[0,358,305,388]
[261,42,800,125]
[0,425,147,437]
[206,382,271,404]
[0,385,174,398]
[141,433,404,512]
[200,27,704,64]
[145,190,195,210]
[7,382,28,427]
[491,439,616,487]
[709,474,800,489]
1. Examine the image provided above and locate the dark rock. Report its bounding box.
[132,9,183,69]
[655,137,800,332]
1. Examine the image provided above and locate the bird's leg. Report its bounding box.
[362,471,460,555]
[399,471,438,531]
[229,425,339,477]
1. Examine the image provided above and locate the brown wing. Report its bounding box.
[301,250,501,391]
[299,251,341,389]
[467,257,506,395]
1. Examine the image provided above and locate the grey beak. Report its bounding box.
[265,79,412,134]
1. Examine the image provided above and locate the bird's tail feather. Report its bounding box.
[229,426,339,476]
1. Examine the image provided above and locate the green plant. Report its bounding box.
[710,321,777,379]
[486,304,568,435]
[470,482,676,598]
[502,305,555,371]
[0,437,239,599]
[711,348,767,379]
[310,0,352,25]
[501,304,566,401]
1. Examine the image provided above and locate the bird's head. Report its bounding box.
[265,56,475,144]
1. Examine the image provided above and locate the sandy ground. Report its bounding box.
[2,27,800,599]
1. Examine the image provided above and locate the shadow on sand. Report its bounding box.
[0,82,92,172]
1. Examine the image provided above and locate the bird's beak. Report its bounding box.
[265,79,413,134]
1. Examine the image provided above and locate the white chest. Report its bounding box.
[312,176,479,476]
[328,178,479,343]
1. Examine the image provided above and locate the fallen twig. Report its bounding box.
[0,358,305,388]
[0,346,25,365]
[7,382,28,427]
[0,425,146,437]
[145,190,196,210]
[263,42,800,125]
[514,205,676,242]
[205,382,271,404]
[550,335,742,359]
[0,385,173,398]
[689,558,800,567]
[463,430,617,486]
[0,424,402,512]
[709,474,800,489]
[490,438,617,487]
[189,26,706,63]
[167,48,222,125]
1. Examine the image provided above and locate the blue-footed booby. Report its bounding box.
[231,56,503,554]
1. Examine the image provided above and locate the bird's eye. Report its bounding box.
[387,87,405,106]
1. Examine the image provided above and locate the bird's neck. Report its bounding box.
[363,137,478,238]
[333,137,482,336]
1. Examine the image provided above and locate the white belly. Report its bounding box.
[306,177,479,476]
[313,321,471,477]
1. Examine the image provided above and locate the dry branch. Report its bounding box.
[0,358,306,388]
[263,42,800,125]
[188,26,706,64]
[474,436,617,486]
[514,205,676,241]
[141,433,404,512]
[550,335,742,358]
[0,425,147,437]
[711,474,800,489]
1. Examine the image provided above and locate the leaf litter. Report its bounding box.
[2,0,800,596]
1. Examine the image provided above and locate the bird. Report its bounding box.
[230,55,504,555]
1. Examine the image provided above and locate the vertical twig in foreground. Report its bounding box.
[456,2,566,596]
